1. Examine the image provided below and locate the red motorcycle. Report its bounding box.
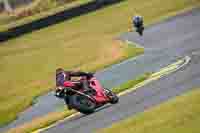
[55,76,119,114]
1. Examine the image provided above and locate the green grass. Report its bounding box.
[0,0,200,127]
[99,88,200,133]
[113,73,151,94]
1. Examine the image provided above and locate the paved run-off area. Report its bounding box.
[42,8,200,133]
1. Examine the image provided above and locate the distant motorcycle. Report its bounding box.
[133,15,144,36]
[55,76,119,114]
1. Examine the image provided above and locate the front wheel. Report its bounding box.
[136,26,144,36]
[69,94,96,114]
[104,89,119,104]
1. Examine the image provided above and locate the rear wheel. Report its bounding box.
[69,94,96,114]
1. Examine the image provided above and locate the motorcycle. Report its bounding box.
[55,76,119,114]
[132,18,144,36]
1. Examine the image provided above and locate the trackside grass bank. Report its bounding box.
[99,88,200,133]
[112,73,151,94]
[6,73,150,133]
[0,0,199,128]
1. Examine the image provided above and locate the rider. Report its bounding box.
[55,68,94,97]
[132,15,143,29]
[55,68,94,109]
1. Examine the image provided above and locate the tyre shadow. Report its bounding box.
[67,104,113,122]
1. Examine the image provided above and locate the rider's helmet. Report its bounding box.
[133,14,143,27]
[133,15,142,22]
[56,68,64,75]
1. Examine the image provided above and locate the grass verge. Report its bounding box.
[112,73,151,94]
[0,0,200,127]
[98,88,200,133]
[6,73,150,133]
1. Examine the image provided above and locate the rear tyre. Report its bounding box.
[69,94,96,114]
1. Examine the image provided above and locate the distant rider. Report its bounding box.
[132,15,143,29]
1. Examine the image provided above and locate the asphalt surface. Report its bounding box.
[42,8,200,133]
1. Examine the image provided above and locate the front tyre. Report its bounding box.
[104,89,119,104]
[137,26,144,36]
[69,94,96,114]
[109,92,119,104]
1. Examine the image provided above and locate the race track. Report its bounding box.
[42,8,200,133]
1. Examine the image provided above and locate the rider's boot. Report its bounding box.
[65,96,73,110]
[67,105,73,110]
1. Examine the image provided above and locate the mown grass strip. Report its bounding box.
[113,73,151,94]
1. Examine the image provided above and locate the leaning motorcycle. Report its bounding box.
[55,76,119,114]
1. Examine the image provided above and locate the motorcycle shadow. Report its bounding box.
[94,104,113,113]
[69,104,113,122]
